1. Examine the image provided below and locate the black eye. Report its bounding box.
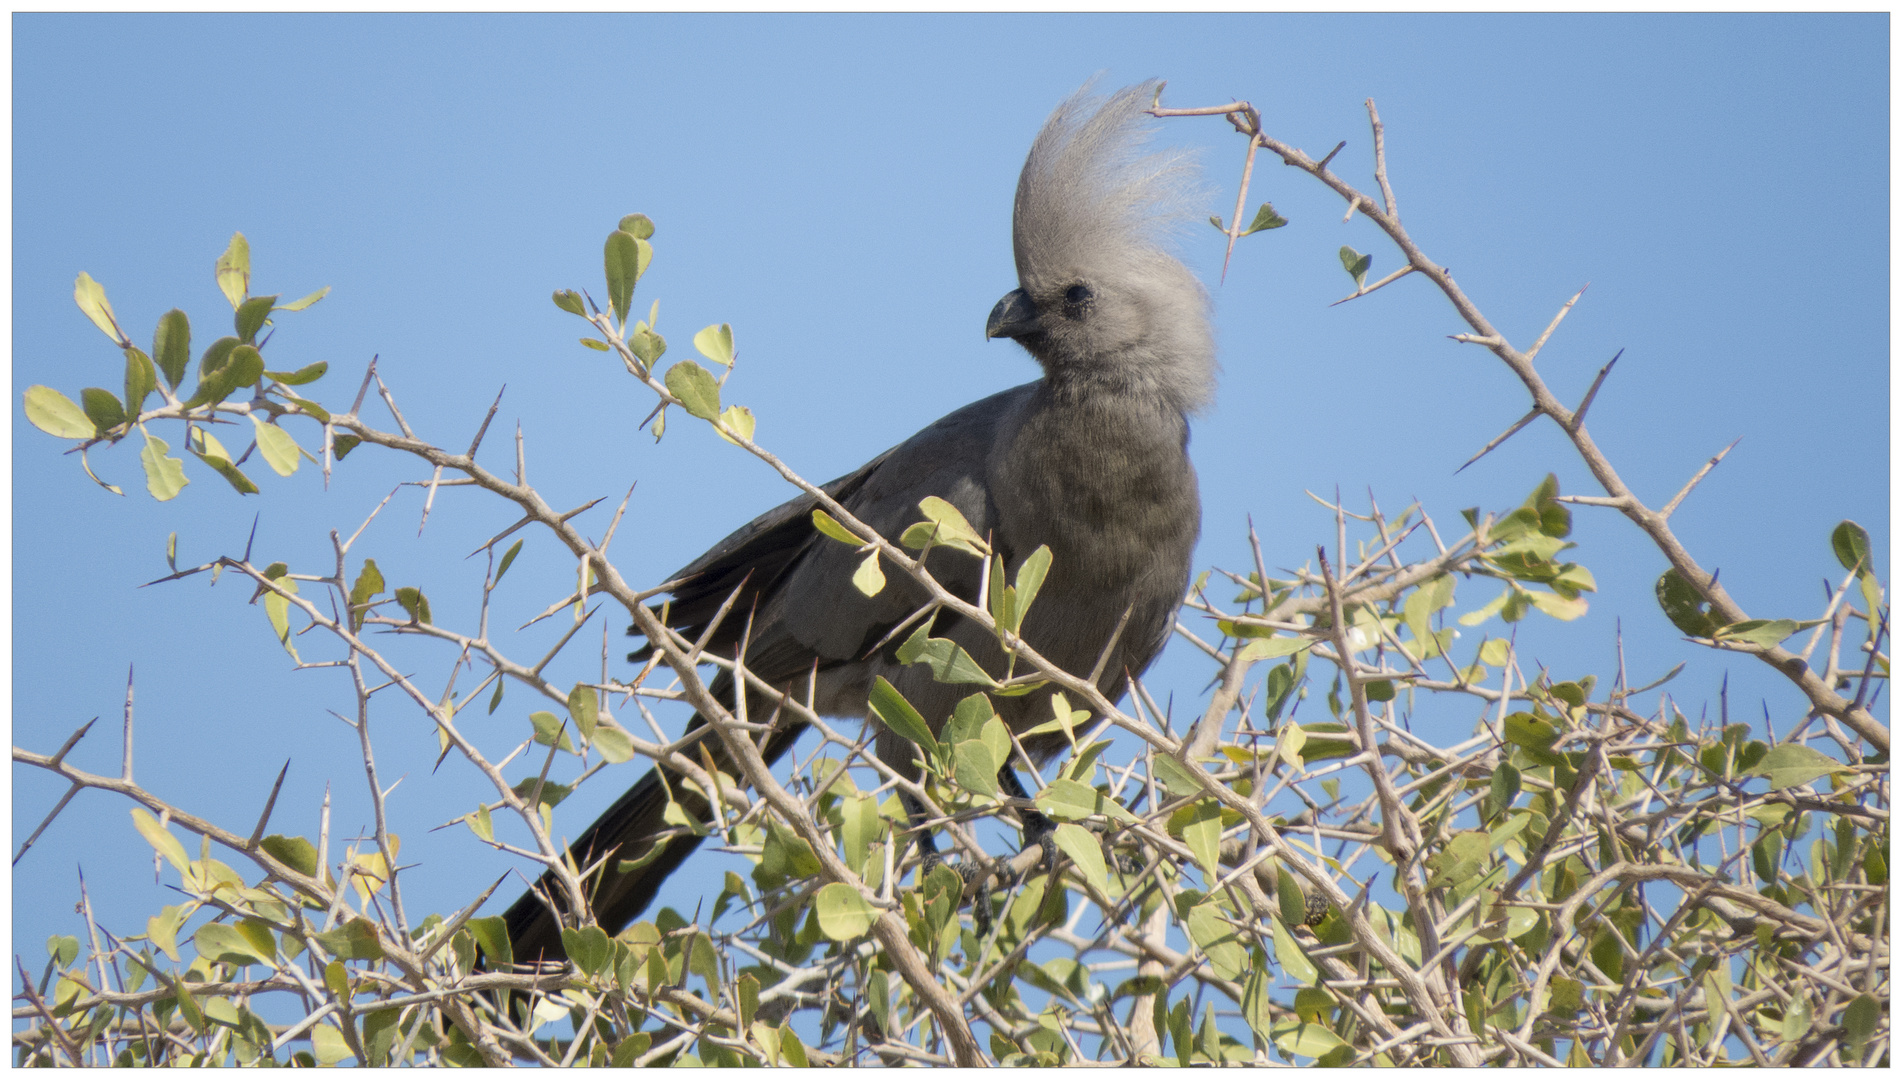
[1063,283,1094,317]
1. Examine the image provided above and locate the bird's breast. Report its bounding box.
[990,395,1200,587]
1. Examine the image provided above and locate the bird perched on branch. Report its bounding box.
[506,80,1216,962]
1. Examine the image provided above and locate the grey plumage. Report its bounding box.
[505,80,1215,962]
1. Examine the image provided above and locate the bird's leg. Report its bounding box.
[995,765,1061,879]
[902,790,1004,936]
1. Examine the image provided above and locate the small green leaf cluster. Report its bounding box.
[1209,201,1290,237]
[24,233,332,500]
[1658,519,1878,656]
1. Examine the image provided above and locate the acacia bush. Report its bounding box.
[14,94,1888,1067]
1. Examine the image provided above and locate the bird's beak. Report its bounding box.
[985,288,1042,340]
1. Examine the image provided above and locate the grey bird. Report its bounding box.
[505,80,1215,963]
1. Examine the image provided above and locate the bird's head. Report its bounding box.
[986,80,1216,415]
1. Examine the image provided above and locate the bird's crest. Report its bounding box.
[1012,79,1201,289]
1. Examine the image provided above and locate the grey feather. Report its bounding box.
[504,80,1216,963]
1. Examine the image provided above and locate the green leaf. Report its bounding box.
[568,684,600,742]
[140,430,189,500]
[717,404,755,444]
[629,325,667,367]
[1503,712,1561,761]
[348,559,384,630]
[530,710,575,752]
[941,692,993,745]
[174,982,208,1035]
[24,386,96,439]
[1185,900,1246,981]
[852,550,886,596]
[1747,743,1850,790]
[1656,568,1717,637]
[147,907,184,962]
[1268,913,1318,984]
[313,917,384,962]
[264,573,300,661]
[46,934,80,968]
[1487,760,1522,818]
[811,508,863,546]
[184,341,264,408]
[196,429,264,497]
[332,433,362,460]
[1009,545,1053,629]
[908,496,988,557]
[552,289,587,316]
[814,883,879,941]
[466,916,510,970]
[1403,573,1456,656]
[1150,753,1205,800]
[619,213,655,240]
[1275,722,1308,771]
[250,415,302,477]
[1275,868,1308,927]
[868,678,938,761]
[1175,799,1224,882]
[1526,588,1588,621]
[895,622,1000,688]
[1241,202,1289,235]
[77,447,121,491]
[235,294,277,343]
[611,1033,651,1067]
[1832,519,1873,574]
[603,229,648,326]
[260,834,318,878]
[592,720,634,763]
[1236,634,1313,663]
[195,922,270,966]
[1338,246,1371,287]
[74,271,127,344]
[840,793,883,873]
[512,777,571,809]
[1842,993,1879,1059]
[215,233,251,309]
[1240,961,1277,1043]
[1271,1020,1345,1060]
[694,323,735,367]
[1459,588,1511,627]
[1035,778,1110,822]
[736,971,760,1031]
[123,347,158,416]
[951,739,1000,798]
[1425,830,1491,890]
[277,286,330,312]
[1051,822,1110,896]
[579,337,609,351]
[131,808,190,873]
[152,309,191,388]
[663,359,721,419]
[265,361,328,386]
[495,540,523,584]
[778,1025,809,1068]
[395,586,431,625]
[561,926,612,976]
[1713,618,1810,649]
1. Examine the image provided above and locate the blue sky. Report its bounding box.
[12,13,1889,1007]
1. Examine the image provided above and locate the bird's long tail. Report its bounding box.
[502,670,807,962]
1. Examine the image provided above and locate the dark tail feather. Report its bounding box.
[501,672,809,962]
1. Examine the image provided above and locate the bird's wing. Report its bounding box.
[640,382,1036,676]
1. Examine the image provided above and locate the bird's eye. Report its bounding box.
[1063,283,1095,317]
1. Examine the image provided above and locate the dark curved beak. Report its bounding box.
[985,288,1042,340]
